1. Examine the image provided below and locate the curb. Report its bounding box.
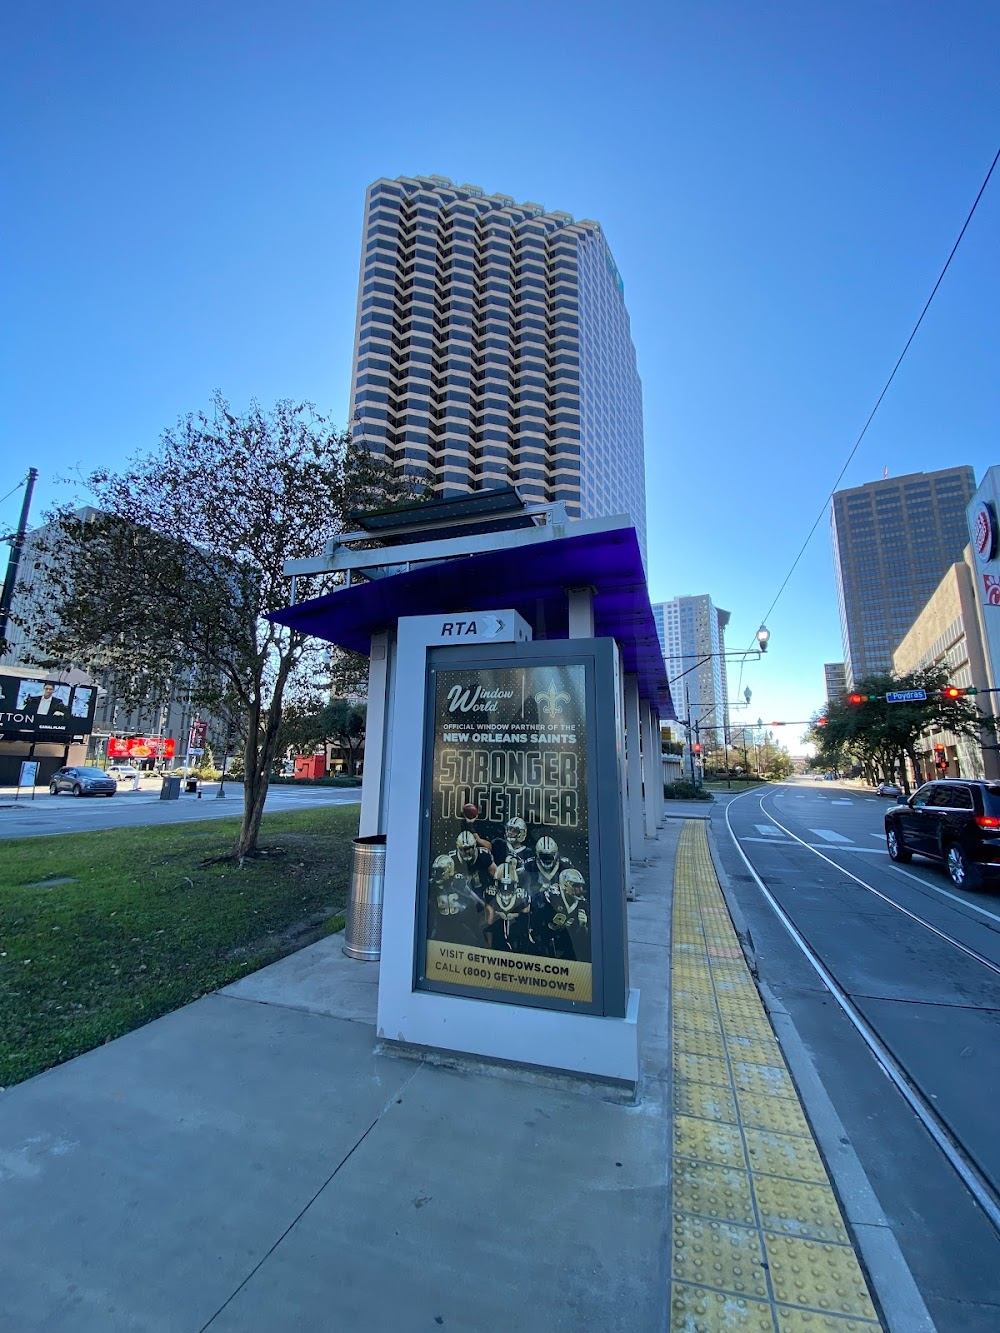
[705,811,936,1333]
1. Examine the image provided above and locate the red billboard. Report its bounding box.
[108,736,176,759]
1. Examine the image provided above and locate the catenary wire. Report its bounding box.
[0,479,26,511]
[750,146,1000,644]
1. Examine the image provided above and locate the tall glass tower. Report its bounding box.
[831,467,976,687]
[349,174,647,556]
[652,595,731,745]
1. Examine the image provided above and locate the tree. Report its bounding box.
[26,393,413,858]
[806,668,993,793]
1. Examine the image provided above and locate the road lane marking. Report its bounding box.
[755,824,785,836]
[832,799,853,804]
[810,828,853,843]
[887,863,1000,926]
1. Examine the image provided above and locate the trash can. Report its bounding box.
[343,834,386,962]
[185,777,198,794]
[160,776,181,801]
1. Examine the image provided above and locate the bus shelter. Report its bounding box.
[271,491,672,1090]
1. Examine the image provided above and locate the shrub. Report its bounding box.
[663,780,713,802]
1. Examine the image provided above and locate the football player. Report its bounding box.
[429,851,485,947]
[524,834,574,893]
[531,867,590,961]
[428,832,492,946]
[483,855,531,954]
[491,815,532,868]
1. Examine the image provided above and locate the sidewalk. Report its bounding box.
[0,818,893,1330]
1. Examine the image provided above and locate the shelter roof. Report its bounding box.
[270,521,674,718]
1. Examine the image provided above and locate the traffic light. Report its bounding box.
[941,686,978,699]
[934,743,948,773]
[817,717,828,726]
[692,742,702,754]
[848,693,877,704]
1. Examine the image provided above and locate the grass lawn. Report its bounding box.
[0,805,359,1087]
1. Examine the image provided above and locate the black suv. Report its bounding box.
[885,779,1000,890]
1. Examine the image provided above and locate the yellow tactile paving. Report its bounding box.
[670,821,883,1332]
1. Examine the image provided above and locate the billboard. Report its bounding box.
[108,736,176,760]
[417,657,596,1010]
[0,674,97,741]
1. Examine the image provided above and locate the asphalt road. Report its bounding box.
[715,778,1000,1333]
[0,783,361,840]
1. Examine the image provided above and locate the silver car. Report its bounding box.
[49,766,117,797]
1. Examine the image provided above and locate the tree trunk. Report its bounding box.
[234,649,296,860]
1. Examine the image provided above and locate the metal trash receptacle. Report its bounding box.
[185,777,198,794]
[160,776,181,801]
[343,834,386,961]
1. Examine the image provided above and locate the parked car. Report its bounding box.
[49,766,117,797]
[876,781,902,797]
[884,778,1000,889]
[106,764,140,780]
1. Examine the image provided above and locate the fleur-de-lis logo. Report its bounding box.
[534,679,571,719]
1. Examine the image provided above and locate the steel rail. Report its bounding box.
[723,786,1000,1237]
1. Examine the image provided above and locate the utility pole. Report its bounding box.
[0,468,38,658]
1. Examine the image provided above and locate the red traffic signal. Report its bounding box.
[940,686,977,699]
[692,743,702,754]
[818,717,828,726]
[848,693,863,705]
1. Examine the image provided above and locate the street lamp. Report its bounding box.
[756,624,770,652]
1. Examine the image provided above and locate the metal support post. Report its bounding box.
[624,674,645,862]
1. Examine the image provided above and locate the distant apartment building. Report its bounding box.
[823,662,847,703]
[892,550,998,781]
[349,174,647,556]
[652,595,730,745]
[831,467,976,687]
[3,510,226,777]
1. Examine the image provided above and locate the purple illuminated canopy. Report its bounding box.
[270,524,674,718]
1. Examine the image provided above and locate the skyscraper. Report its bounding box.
[823,662,847,703]
[349,174,647,555]
[831,467,976,687]
[652,595,730,744]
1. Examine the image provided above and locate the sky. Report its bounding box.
[3,1,998,751]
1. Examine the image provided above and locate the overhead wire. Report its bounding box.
[746,146,1000,658]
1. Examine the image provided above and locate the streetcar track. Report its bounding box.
[722,785,1000,1238]
[753,792,1000,979]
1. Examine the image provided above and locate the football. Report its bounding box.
[462,803,479,820]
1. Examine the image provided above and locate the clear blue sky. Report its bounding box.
[3,1,998,748]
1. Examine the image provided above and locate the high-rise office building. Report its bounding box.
[349,174,647,555]
[823,662,847,703]
[831,467,976,687]
[652,595,730,744]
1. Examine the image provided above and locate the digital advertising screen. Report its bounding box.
[418,658,595,1010]
[0,675,98,740]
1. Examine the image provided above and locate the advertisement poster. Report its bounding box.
[0,675,97,740]
[108,736,177,760]
[421,661,593,1007]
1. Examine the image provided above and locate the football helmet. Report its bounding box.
[456,830,479,865]
[505,816,528,848]
[558,868,585,899]
[535,835,559,873]
[497,856,522,889]
[432,854,455,884]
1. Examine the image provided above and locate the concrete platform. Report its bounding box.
[0,818,921,1330]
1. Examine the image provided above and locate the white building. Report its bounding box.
[349,174,647,557]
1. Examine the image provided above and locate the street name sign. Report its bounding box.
[886,689,927,703]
